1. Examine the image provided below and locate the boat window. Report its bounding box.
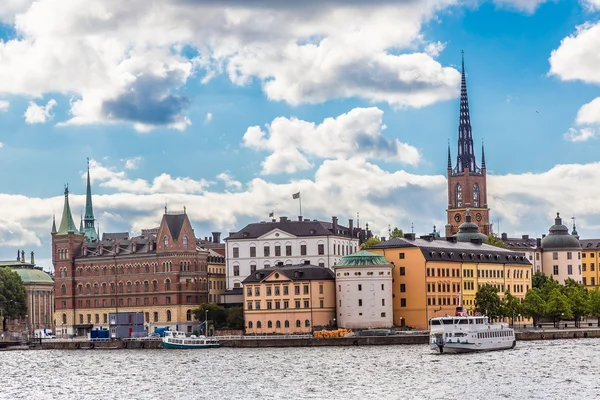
[430,320,441,326]
[458,319,469,324]
[442,319,454,325]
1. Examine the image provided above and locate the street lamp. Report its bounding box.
[204,309,208,337]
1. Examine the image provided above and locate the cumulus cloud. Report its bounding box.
[0,100,9,112]
[0,0,463,131]
[582,0,600,11]
[205,112,213,123]
[492,0,550,13]
[563,127,597,143]
[217,172,242,190]
[123,157,142,170]
[23,99,57,124]
[243,107,421,175]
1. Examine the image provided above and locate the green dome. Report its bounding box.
[335,250,391,267]
[12,268,54,284]
[453,209,488,243]
[541,213,581,250]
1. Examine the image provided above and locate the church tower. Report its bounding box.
[446,52,490,237]
[83,158,99,242]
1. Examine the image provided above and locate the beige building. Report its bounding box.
[205,249,226,303]
[242,264,335,334]
[540,213,582,284]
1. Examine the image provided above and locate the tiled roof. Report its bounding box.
[102,232,130,241]
[580,239,600,249]
[77,234,156,259]
[226,218,353,240]
[502,238,538,250]
[242,264,335,284]
[164,214,186,241]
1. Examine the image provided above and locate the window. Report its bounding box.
[165,279,171,290]
[247,287,252,297]
[255,301,261,309]
[257,321,262,329]
[250,264,257,274]
[62,314,67,324]
[400,284,406,292]
[318,244,324,255]
[275,301,281,309]
[163,235,168,249]
[553,265,559,275]
[295,286,300,295]
[303,285,309,294]
[250,247,256,257]
[186,309,192,321]
[382,299,386,306]
[144,281,149,292]
[166,296,171,304]
[276,321,281,328]
[381,312,386,318]
[358,284,362,291]
[399,253,405,259]
[284,301,289,309]
[399,267,406,276]
[536,253,540,260]
[592,263,596,272]
[592,277,596,286]
[267,302,272,310]
[255,287,260,296]
[319,284,323,294]
[295,300,300,308]
[61,284,66,295]
[264,246,270,257]
[320,299,324,308]
[304,300,309,308]
[301,245,307,256]
[233,247,239,258]
[248,321,253,329]
[79,314,83,324]
[553,252,558,260]
[400,298,407,307]
[166,310,172,322]
[567,252,572,260]
[296,320,301,328]
[275,246,281,256]
[152,280,158,291]
[286,245,292,256]
[473,183,480,207]
[305,320,311,327]
[358,299,363,306]
[568,265,573,275]
[283,286,289,295]
[381,284,385,291]
[233,265,240,276]
[456,183,462,207]
[285,320,290,328]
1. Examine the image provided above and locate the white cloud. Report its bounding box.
[424,41,446,58]
[217,172,242,190]
[243,107,421,175]
[205,112,213,123]
[0,143,5,149]
[492,0,550,13]
[582,0,600,11]
[575,97,600,125]
[23,99,57,124]
[0,0,463,131]
[0,100,9,112]
[563,127,597,143]
[123,156,142,170]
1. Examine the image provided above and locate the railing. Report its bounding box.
[213,334,314,340]
[123,337,162,341]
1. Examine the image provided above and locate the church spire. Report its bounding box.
[57,185,78,234]
[481,140,486,169]
[447,141,452,170]
[51,214,57,234]
[83,158,99,242]
[454,51,479,175]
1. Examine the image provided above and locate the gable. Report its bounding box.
[258,229,297,241]
[263,270,292,283]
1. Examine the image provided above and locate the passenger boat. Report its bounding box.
[430,307,515,353]
[162,331,220,349]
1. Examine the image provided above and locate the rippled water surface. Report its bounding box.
[2,339,600,399]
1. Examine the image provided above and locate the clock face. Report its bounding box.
[454,213,461,223]
[476,213,482,222]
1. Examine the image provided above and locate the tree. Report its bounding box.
[191,303,228,329]
[390,227,404,238]
[486,234,508,249]
[0,268,27,331]
[589,289,600,327]
[362,236,382,249]
[532,271,550,290]
[564,279,589,328]
[545,287,572,328]
[502,290,521,326]
[226,307,245,330]
[521,288,546,328]
[475,284,503,320]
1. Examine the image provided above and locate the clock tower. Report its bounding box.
[446,52,490,237]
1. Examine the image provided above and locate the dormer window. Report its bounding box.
[164,236,168,249]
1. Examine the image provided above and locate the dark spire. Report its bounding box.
[58,185,78,234]
[481,140,486,169]
[447,140,452,169]
[454,50,480,175]
[83,158,99,242]
[51,214,57,234]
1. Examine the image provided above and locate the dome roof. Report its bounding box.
[335,250,391,267]
[541,213,581,250]
[453,210,488,243]
[12,268,54,284]
[430,225,441,238]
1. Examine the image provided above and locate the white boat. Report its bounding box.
[430,307,515,353]
[162,331,220,349]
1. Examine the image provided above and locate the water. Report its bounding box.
[2,340,599,399]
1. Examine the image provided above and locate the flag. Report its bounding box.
[269,212,274,218]
[292,192,300,199]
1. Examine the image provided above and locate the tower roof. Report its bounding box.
[83,159,99,242]
[57,185,78,234]
[542,212,581,250]
[453,51,481,176]
[51,215,57,234]
[335,250,391,267]
[453,209,487,243]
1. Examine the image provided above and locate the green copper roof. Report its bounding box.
[57,185,78,234]
[11,268,54,284]
[541,213,581,250]
[83,159,99,242]
[453,209,487,243]
[335,250,392,267]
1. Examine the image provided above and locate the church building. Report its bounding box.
[446,53,491,237]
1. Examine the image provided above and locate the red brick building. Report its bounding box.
[446,52,490,237]
[52,164,209,337]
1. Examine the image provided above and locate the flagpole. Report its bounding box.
[299,194,302,216]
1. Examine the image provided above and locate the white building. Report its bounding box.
[225,216,361,289]
[334,250,393,329]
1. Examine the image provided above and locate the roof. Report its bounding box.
[580,240,600,250]
[335,250,391,267]
[501,236,538,250]
[102,232,130,241]
[541,213,581,250]
[77,233,156,259]
[226,218,354,240]
[371,237,531,265]
[57,187,78,234]
[11,268,54,284]
[164,214,186,241]
[453,210,487,243]
[242,264,335,284]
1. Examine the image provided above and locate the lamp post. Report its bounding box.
[204,309,208,337]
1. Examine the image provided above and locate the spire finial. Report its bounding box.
[447,140,452,170]
[454,50,480,174]
[481,139,486,169]
[461,49,465,73]
[51,214,57,234]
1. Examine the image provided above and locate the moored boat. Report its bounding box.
[162,331,220,349]
[430,307,515,354]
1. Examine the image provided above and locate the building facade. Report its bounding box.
[581,239,600,288]
[242,264,335,334]
[334,251,393,329]
[540,213,582,284]
[369,233,532,330]
[446,53,490,237]
[225,216,360,289]
[52,167,210,337]
[205,248,226,303]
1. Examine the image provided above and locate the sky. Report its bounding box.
[1,0,600,271]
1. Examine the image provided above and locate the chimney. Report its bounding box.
[536,238,542,247]
[501,233,508,240]
[30,251,35,265]
[404,233,415,240]
[131,241,136,253]
[212,232,221,244]
[21,250,25,262]
[298,216,303,222]
[332,216,338,234]
[381,237,386,242]
[522,234,529,240]
[280,216,288,223]
[205,236,208,241]
[348,219,354,237]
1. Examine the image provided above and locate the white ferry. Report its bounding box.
[162,331,220,349]
[430,307,515,353]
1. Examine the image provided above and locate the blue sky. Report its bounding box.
[1,0,600,269]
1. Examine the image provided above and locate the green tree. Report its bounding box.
[226,306,245,330]
[486,234,508,249]
[475,284,503,320]
[589,289,600,327]
[564,279,589,328]
[540,277,561,300]
[362,236,382,249]
[502,290,521,326]
[390,227,404,238]
[532,271,550,290]
[546,287,572,328]
[521,288,546,328]
[191,303,228,329]
[0,268,27,331]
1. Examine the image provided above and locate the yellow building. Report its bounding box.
[206,249,226,303]
[581,240,600,288]
[369,233,532,330]
[242,264,335,334]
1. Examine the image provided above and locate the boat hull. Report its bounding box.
[431,340,516,354]
[162,342,220,349]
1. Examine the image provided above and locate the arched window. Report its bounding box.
[186,309,192,321]
[267,321,272,328]
[296,320,301,328]
[126,282,132,293]
[456,183,462,207]
[165,279,171,291]
[248,321,253,329]
[62,313,67,324]
[152,280,158,291]
[135,281,140,292]
[276,321,281,328]
[110,282,115,293]
[183,236,188,249]
[163,236,168,249]
[94,283,99,294]
[78,284,83,295]
[118,282,124,293]
[473,183,480,208]
[61,284,66,296]
[85,284,91,295]
[102,283,107,294]
[285,320,290,328]
[305,319,311,327]
[256,321,262,329]
[144,281,149,292]
[166,310,172,322]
